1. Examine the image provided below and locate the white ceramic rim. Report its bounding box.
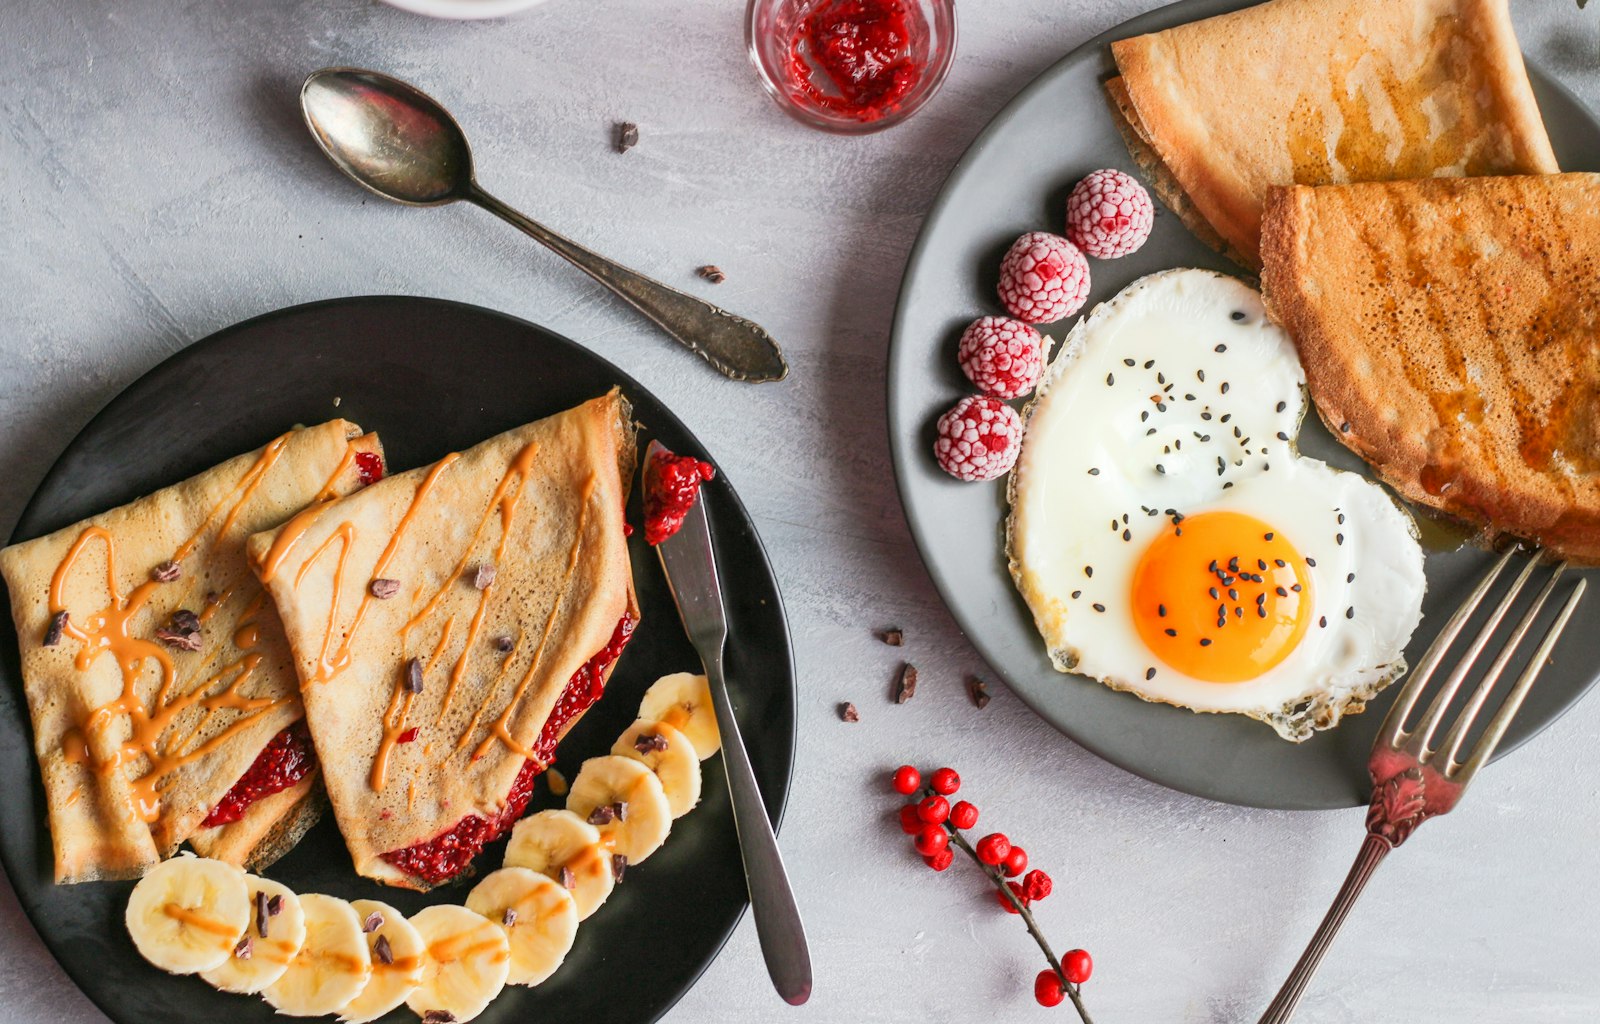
[376,0,551,20]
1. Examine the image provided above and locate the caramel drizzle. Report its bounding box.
[45,431,344,825]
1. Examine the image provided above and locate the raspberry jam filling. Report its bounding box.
[643,449,715,546]
[355,450,385,487]
[784,0,927,122]
[200,720,317,828]
[381,613,637,885]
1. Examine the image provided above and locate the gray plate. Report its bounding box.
[888,0,1600,809]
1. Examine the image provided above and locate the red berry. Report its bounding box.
[957,317,1044,399]
[997,231,1090,324]
[913,824,949,857]
[1002,846,1028,877]
[891,765,921,795]
[949,800,979,830]
[1066,168,1154,259]
[1063,949,1092,985]
[933,396,1023,482]
[1023,869,1053,902]
[975,832,1011,866]
[898,804,923,834]
[1034,969,1065,1008]
[929,767,961,795]
[996,881,1029,914]
[924,848,954,872]
[916,795,949,825]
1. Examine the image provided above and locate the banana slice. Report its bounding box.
[263,893,372,1017]
[338,900,425,1023]
[465,867,579,987]
[566,755,673,865]
[199,875,305,994]
[407,904,511,1024]
[125,854,251,975]
[504,810,616,921]
[612,719,702,818]
[638,672,721,760]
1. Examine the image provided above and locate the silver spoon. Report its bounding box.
[300,67,788,384]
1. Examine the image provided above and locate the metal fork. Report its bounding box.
[1256,546,1587,1024]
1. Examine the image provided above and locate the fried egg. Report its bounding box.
[1006,269,1425,741]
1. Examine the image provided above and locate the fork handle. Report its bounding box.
[1257,834,1391,1024]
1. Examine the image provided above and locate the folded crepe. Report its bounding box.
[0,421,383,882]
[1261,173,1600,563]
[1106,0,1559,269]
[247,391,638,889]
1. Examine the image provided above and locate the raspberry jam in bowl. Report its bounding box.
[746,0,957,134]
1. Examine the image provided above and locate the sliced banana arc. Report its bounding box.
[408,904,511,1024]
[263,893,372,1017]
[638,672,721,760]
[503,809,616,921]
[612,719,702,818]
[125,854,252,975]
[200,874,306,994]
[566,755,673,865]
[466,866,579,987]
[338,900,425,1024]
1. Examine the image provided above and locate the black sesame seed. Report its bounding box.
[1228,589,1240,600]
[1291,584,1302,592]
[1085,566,1094,577]
[1215,343,1228,352]
[1158,604,1167,617]
[1197,369,1206,382]
[1156,464,1166,474]
[1164,628,1177,637]
[1157,402,1167,412]
[1340,422,1351,432]
[1336,533,1345,545]
[1209,587,1219,599]
[1221,413,1232,423]
[1200,638,1213,647]
[1320,616,1328,628]
[1185,393,1196,401]
[1221,382,1231,394]
[1157,372,1166,384]
[1071,590,1082,599]
[1093,603,1107,613]
[1347,573,1355,583]
[1264,532,1275,541]
[1230,311,1246,322]
[1275,401,1287,412]
[1274,558,1286,567]
[1346,606,1355,619]
[1223,482,1234,488]
[1144,360,1154,369]
[1141,411,1150,422]
[1337,513,1346,524]
[1202,411,1213,421]
[1306,557,1317,567]
[1258,606,1267,618]
[1275,586,1288,597]
[1235,606,1243,618]
[1122,529,1131,541]
[1257,559,1267,570]
[1088,467,1100,475]
[1147,428,1157,436]
[1124,358,1135,367]
[1106,373,1115,386]
[1276,431,1289,441]
[1146,667,1157,680]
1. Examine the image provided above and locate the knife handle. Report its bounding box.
[703,652,813,1004]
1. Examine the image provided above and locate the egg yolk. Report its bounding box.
[1129,511,1314,683]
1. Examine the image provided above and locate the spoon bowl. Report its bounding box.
[301,68,473,206]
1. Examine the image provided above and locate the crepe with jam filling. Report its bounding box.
[246,391,638,889]
[1105,0,1558,270]
[0,421,384,882]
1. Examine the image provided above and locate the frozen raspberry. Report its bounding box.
[957,317,1045,400]
[1067,169,1154,259]
[997,232,1090,324]
[934,396,1022,482]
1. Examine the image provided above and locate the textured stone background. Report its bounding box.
[3,1,1599,1021]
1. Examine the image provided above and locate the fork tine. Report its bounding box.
[1448,577,1586,788]
[1435,562,1568,767]
[1377,545,1518,742]
[1408,552,1543,753]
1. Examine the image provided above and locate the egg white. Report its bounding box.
[1006,269,1426,741]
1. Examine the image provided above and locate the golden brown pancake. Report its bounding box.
[1260,173,1600,563]
[247,391,638,889]
[0,422,381,882]
[1108,0,1558,269]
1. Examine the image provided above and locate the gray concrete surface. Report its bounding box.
[3,1,1599,1021]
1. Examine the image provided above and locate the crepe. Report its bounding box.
[247,392,638,888]
[0,422,382,882]
[1260,173,1600,563]
[1107,0,1559,269]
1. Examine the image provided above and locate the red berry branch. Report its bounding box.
[891,765,1096,1020]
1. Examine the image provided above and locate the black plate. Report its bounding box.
[0,296,796,1024]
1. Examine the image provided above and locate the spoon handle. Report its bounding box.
[468,186,788,383]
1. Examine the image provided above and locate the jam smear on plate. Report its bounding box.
[380,614,637,885]
[200,720,317,828]
[644,449,716,546]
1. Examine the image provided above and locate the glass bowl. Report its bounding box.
[745,0,958,135]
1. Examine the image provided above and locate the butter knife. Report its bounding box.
[647,442,812,1005]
